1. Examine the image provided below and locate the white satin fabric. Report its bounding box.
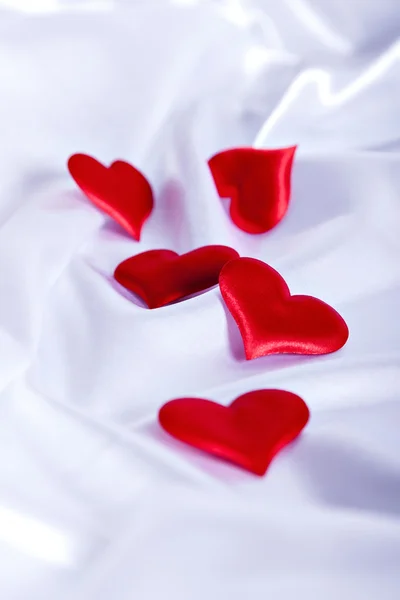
[0,1,399,598]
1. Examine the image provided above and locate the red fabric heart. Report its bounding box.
[208,146,296,234]
[220,257,349,359]
[68,153,153,241]
[114,245,239,308]
[159,389,309,476]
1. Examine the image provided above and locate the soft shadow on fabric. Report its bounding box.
[296,435,400,517]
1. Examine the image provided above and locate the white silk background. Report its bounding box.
[0,1,399,598]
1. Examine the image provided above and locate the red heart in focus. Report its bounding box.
[68,153,153,240]
[208,146,296,234]
[159,389,309,476]
[220,257,349,359]
[114,245,239,308]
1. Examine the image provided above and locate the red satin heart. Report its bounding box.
[208,146,296,234]
[68,153,153,241]
[114,245,239,308]
[159,389,309,476]
[220,257,349,359]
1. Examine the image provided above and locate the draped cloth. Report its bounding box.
[0,1,399,598]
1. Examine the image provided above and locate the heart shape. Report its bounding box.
[208,146,296,234]
[220,257,349,359]
[114,245,239,308]
[159,389,309,476]
[68,153,153,240]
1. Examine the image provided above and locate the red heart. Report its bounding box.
[159,389,309,476]
[114,245,239,308]
[68,153,153,241]
[208,146,296,234]
[220,257,349,359]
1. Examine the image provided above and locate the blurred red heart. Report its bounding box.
[68,153,153,240]
[208,146,296,234]
[220,257,349,359]
[114,245,239,308]
[159,389,309,476]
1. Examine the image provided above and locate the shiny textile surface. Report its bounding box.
[0,1,399,599]
[68,153,154,240]
[114,246,239,308]
[208,146,296,232]
[220,257,349,358]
